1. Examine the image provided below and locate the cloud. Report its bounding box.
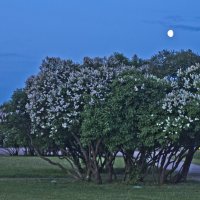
[173,24,200,32]
[0,53,27,58]
[143,15,184,25]
[0,53,36,62]
[143,16,200,32]
[165,15,185,23]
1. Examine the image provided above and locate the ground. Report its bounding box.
[0,156,200,200]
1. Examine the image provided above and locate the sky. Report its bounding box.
[1,0,200,104]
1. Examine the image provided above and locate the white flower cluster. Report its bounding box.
[117,74,147,92]
[0,108,10,123]
[25,57,133,137]
[159,64,200,137]
[145,74,164,82]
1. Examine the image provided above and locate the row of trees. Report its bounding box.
[0,50,200,184]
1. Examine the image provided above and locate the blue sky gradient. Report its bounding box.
[1,0,200,103]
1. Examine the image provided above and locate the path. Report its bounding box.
[187,163,200,181]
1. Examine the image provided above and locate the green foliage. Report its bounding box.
[81,70,169,151]
[108,52,131,66]
[1,51,200,184]
[148,49,200,78]
[0,89,31,149]
[126,164,142,185]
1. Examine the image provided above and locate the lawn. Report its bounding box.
[0,156,200,200]
[1,179,200,200]
[192,151,200,165]
[0,156,67,178]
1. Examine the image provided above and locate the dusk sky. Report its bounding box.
[1,0,200,104]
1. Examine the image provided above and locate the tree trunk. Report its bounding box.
[174,147,196,183]
[95,169,102,184]
[86,168,92,181]
[107,163,113,183]
[158,169,166,185]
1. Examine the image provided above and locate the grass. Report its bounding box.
[114,156,125,168]
[192,151,200,165]
[0,156,200,200]
[1,179,200,200]
[0,156,67,178]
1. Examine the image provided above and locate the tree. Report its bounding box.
[157,64,200,183]
[0,89,33,155]
[24,56,133,182]
[1,51,200,185]
[147,49,200,78]
[82,64,200,184]
[81,70,169,183]
[131,54,145,68]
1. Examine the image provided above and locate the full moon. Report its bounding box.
[167,29,174,38]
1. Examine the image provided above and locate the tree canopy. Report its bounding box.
[1,50,200,184]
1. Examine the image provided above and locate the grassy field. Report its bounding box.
[1,179,200,200]
[0,156,67,178]
[0,156,200,200]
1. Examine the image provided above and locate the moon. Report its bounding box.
[167,29,174,38]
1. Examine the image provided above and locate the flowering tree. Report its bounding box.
[156,64,200,183]
[82,64,200,184]
[81,70,170,183]
[1,52,200,185]
[25,56,133,182]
